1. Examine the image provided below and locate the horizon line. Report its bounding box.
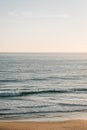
[0,52,87,54]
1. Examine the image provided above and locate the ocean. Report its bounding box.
[0,53,87,121]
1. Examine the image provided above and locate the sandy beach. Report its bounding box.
[0,120,87,130]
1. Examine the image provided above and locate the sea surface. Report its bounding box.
[0,53,87,121]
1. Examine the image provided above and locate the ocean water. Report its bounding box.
[0,53,87,121]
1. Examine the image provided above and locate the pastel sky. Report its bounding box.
[0,0,87,52]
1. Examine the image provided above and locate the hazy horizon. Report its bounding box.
[0,0,87,53]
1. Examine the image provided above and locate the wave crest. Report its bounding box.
[0,88,87,97]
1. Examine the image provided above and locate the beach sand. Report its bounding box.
[0,120,87,130]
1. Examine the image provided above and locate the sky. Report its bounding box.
[0,0,87,52]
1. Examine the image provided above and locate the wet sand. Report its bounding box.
[0,120,87,130]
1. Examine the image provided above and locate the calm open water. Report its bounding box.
[0,53,87,121]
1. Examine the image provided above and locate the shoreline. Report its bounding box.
[0,120,87,130]
[0,111,87,122]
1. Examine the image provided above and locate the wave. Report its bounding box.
[31,78,48,81]
[0,88,87,97]
[73,88,87,91]
[0,76,82,83]
[59,103,87,107]
[0,79,21,83]
[0,109,87,116]
[0,78,48,83]
[0,90,67,97]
